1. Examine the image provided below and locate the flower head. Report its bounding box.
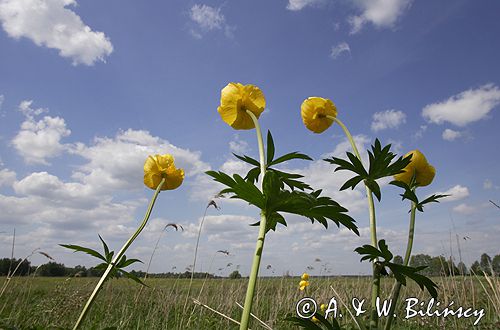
[301,97,337,133]
[144,154,184,190]
[312,316,320,323]
[320,303,327,312]
[393,150,435,187]
[301,272,309,281]
[217,82,266,130]
[299,280,309,291]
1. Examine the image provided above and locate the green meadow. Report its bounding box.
[1,275,498,329]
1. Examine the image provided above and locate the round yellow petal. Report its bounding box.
[217,82,266,130]
[393,150,436,187]
[312,316,319,323]
[301,97,337,133]
[143,154,185,190]
[301,272,309,281]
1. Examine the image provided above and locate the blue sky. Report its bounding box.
[0,0,499,276]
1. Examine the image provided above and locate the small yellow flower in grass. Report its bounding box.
[301,97,338,133]
[320,303,327,312]
[299,280,309,291]
[393,149,435,187]
[312,316,320,323]
[144,154,184,190]
[217,82,266,130]
[301,272,309,281]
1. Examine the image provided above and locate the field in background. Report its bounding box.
[0,276,498,329]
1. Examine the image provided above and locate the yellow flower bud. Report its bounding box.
[301,272,310,281]
[394,149,436,187]
[320,303,327,312]
[301,97,337,133]
[217,82,266,130]
[312,316,320,323]
[143,154,184,190]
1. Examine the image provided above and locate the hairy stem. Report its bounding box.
[329,116,379,329]
[385,197,417,330]
[240,110,267,330]
[72,178,165,330]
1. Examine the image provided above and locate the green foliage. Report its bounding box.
[233,130,313,191]
[206,131,358,234]
[60,235,145,285]
[389,180,448,212]
[228,270,242,279]
[325,139,411,201]
[285,313,341,330]
[0,258,31,276]
[355,240,438,298]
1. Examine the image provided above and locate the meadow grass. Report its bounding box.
[0,275,499,329]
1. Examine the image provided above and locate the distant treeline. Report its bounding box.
[1,253,498,277]
[0,259,218,278]
[392,252,500,276]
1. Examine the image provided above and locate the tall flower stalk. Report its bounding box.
[210,84,358,330]
[239,109,267,330]
[67,154,184,330]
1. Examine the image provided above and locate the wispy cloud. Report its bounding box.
[286,0,326,11]
[371,109,406,132]
[330,42,351,59]
[442,128,463,141]
[422,84,500,127]
[189,4,233,39]
[0,0,113,65]
[348,0,413,34]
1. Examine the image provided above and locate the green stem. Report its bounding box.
[384,196,417,330]
[239,110,267,330]
[329,116,379,329]
[72,178,165,330]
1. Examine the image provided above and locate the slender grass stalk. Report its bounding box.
[72,178,165,330]
[240,110,267,330]
[328,116,380,329]
[384,198,417,330]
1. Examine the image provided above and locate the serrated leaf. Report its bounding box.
[232,153,260,167]
[60,244,107,263]
[268,152,312,166]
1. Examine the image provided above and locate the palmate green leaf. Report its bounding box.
[205,171,265,208]
[390,180,449,212]
[116,255,143,268]
[355,239,438,298]
[388,263,438,298]
[120,269,147,286]
[232,131,312,191]
[59,244,107,263]
[325,139,412,202]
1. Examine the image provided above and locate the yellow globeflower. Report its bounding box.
[299,280,309,291]
[320,303,327,312]
[301,272,309,281]
[217,82,266,130]
[312,316,320,323]
[301,97,337,133]
[393,150,435,187]
[144,154,184,190]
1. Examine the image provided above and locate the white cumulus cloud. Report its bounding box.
[371,109,406,132]
[12,100,70,165]
[422,84,500,127]
[435,185,469,202]
[330,42,351,59]
[0,0,113,65]
[348,0,413,34]
[453,203,476,215]
[0,168,16,187]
